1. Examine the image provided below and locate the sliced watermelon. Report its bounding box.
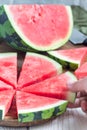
[0,5,73,51]
[0,53,17,89]
[16,91,68,123]
[18,52,62,89]
[0,90,15,120]
[75,62,87,79]
[21,71,77,103]
[48,47,87,70]
[0,80,13,91]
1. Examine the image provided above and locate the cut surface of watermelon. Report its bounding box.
[16,91,68,122]
[48,47,87,70]
[0,80,13,91]
[0,90,15,120]
[18,52,62,89]
[75,62,87,79]
[0,5,73,51]
[21,71,77,103]
[0,53,17,88]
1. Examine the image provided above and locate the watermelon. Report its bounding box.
[75,62,87,79]
[48,47,87,70]
[0,5,73,51]
[0,90,15,120]
[21,71,77,103]
[17,52,62,89]
[16,91,68,123]
[0,80,13,91]
[0,53,17,89]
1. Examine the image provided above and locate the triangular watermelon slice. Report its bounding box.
[48,47,87,70]
[16,91,68,123]
[18,52,62,89]
[0,80,13,91]
[0,90,15,120]
[0,5,73,51]
[75,62,87,79]
[21,71,77,103]
[0,53,17,89]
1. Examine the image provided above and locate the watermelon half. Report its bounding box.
[48,47,87,70]
[75,62,87,79]
[0,53,17,89]
[16,91,68,123]
[21,71,77,103]
[18,52,62,89]
[0,5,73,51]
[0,90,15,120]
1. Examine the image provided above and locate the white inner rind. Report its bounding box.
[48,51,80,64]
[4,5,73,51]
[0,53,17,58]
[26,52,63,74]
[18,100,67,113]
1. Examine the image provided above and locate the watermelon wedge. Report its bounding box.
[16,91,68,123]
[75,62,87,79]
[0,5,73,51]
[18,52,62,89]
[21,71,77,103]
[0,90,15,120]
[0,53,17,89]
[48,47,87,70]
[0,80,13,91]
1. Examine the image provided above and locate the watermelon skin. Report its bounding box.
[75,62,87,79]
[0,90,15,120]
[48,47,87,71]
[18,52,62,89]
[0,5,73,51]
[21,71,77,103]
[16,91,68,123]
[0,53,17,89]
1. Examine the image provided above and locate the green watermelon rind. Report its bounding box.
[2,5,73,51]
[48,51,80,70]
[26,52,63,74]
[18,100,68,123]
[0,106,5,120]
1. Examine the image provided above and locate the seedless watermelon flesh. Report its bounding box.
[0,90,15,120]
[0,5,73,51]
[0,80,13,91]
[48,47,87,70]
[75,62,87,79]
[22,71,77,103]
[18,52,62,89]
[0,53,17,89]
[16,91,68,123]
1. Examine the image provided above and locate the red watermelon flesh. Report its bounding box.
[75,62,87,79]
[4,5,73,51]
[48,47,87,66]
[0,80,13,91]
[0,90,15,120]
[18,52,62,89]
[21,71,77,103]
[16,91,67,112]
[0,53,17,89]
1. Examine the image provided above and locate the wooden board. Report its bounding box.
[0,39,84,127]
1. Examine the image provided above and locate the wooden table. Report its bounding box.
[0,40,87,130]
